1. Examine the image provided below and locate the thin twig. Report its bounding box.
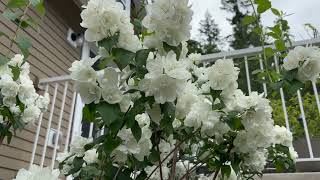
[248,0,273,83]
[113,166,122,180]
[6,2,32,58]
[146,130,199,180]
[156,144,164,180]
[212,168,220,180]
[169,141,180,180]
[179,154,213,180]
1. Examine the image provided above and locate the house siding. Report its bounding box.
[0,0,81,179]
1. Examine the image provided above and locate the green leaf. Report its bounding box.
[35,0,46,16]
[264,47,274,58]
[221,165,231,178]
[112,48,135,70]
[242,15,256,25]
[104,135,121,154]
[6,131,12,144]
[82,104,96,122]
[125,96,148,128]
[15,35,32,57]
[0,54,9,66]
[275,39,286,52]
[134,49,153,79]
[271,8,281,16]
[163,42,182,59]
[283,69,297,82]
[2,11,22,21]
[285,80,304,95]
[9,65,21,81]
[96,102,121,126]
[7,0,28,8]
[16,96,25,112]
[131,121,142,142]
[255,0,271,13]
[98,32,120,53]
[135,49,152,67]
[96,56,113,70]
[160,102,175,135]
[80,166,101,177]
[29,0,40,6]
[68,157,85,175]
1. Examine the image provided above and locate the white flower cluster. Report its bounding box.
[228,91,297,171]
[0,54,49,125]
[283,46,320,82]
[112,113,152,162]
[142,0,193,46]
[57,136,94,175]
[69,59,141,113]
[80,0,141,52]
[139,51,191,104]
[14,165,60,180]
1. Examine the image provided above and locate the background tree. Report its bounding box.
[199,11,221,54]
[221,0,260,49]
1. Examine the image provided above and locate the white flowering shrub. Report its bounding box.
[14,165,60,180]
[55,0,307,179]
[0,54,49,145]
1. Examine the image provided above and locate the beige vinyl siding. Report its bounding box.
[0,0,81,179]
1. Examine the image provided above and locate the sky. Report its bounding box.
[190,0,320,49]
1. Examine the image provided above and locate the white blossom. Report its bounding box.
[8,54,24,67]
[139,51,190,104]
[273,125,293,147]
[98,67,123,104]
[208,59,239,91]
[69,57,99,83]
[80,0,141,52]
[36,93,50,110]
[243,150,268,172]
[70,136,92,156]
[142,0,193,46]
[14,165,60,180]
[289,146,298,162]
[21,105,41,123]
[0,74,19,97]
[145,165,170,180]
[283,46,320,82]
[114,114,152,162]
[188,53,202,65]
[175,82,199,119]
[83,148,98,164]
[75,82,101,104]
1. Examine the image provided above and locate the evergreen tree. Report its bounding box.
[199,11,220,54]
[221,0,260,49]
[187,40,204,54]
[221,0,262,94]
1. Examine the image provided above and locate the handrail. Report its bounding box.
[200,37,320,62]
[39,75,72,85]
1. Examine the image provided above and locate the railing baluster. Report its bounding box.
[312,81,320,115]
[40,83,59,168]
[64,90,77,152]
[51,82,69,169]
[244,56,252,95]
[258,54,268,96]
[297,90,314,158]
[274,55,290,129]
[29,84,49,168]
[89,123,94,138]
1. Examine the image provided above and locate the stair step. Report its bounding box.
[258,172,320,180]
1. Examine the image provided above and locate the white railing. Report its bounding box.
[30,38,320,171]
[200,37,320,163]
[29,75,77,169]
